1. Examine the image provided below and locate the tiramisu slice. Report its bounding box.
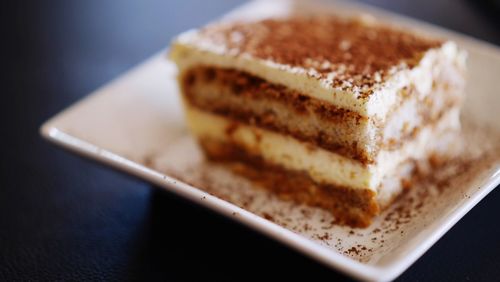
[169,15,466,227]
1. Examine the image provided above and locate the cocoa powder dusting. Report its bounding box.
[191,16,443,95]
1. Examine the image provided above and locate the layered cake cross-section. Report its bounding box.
[169,15,466,227]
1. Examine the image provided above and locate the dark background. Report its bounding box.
[2,0,500,281]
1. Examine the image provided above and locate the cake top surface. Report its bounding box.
[176,16,443,97]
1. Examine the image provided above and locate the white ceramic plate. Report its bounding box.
[40,1,500,281]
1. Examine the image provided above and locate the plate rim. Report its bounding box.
[39,0,500,280]
[39,54,500,281]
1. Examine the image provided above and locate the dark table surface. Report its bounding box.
[2,0,500,281]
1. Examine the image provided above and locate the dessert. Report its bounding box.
[169,15,466,227]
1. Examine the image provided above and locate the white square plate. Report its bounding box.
[40,1,500,281]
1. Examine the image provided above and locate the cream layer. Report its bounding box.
[184,105,460,191]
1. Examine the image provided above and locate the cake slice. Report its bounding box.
[169,15,466,227]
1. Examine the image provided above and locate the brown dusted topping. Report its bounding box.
[262,212,274,221]
[317,232,331,241]
[345,246,360,255]
[191,16,443,95]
